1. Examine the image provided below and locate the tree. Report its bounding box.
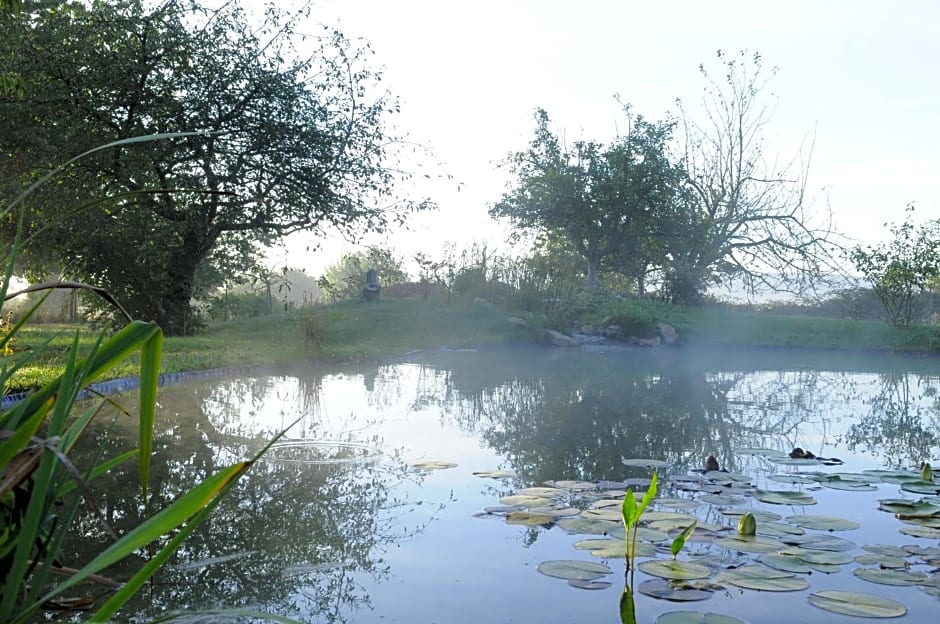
[490,107,679,291]
[667,50,841,305]
[0,1,429,333]
[324,245,408,300]
[850,206,940,326]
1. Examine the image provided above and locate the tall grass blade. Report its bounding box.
[138,328,163,508]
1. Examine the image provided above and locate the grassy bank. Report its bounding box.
[5,295,940,394]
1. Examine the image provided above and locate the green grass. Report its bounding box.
[5,295,940,395]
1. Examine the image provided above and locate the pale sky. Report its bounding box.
[281,0,940,278]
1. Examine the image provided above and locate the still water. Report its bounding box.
[73,346,940,623]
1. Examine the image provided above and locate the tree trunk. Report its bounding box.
[587,258,599,290]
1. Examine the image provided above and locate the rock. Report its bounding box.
[545,329,579,347]
[579,324,596,335]
[657,322,679,345]
[602,324,623,339]
[572,333,606,346]
[508,316,528,327]
[633,336,661,347]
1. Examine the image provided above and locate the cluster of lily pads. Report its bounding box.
[449,451,940,622]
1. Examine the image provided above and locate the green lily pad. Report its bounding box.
[714,535,785,554]
[899,525,940,538]
[854,554,909,568]
[880,500,940,517]
[536,559,611,581]
[699,494,746,506]
[580,508,623,522]
[641,511,698,523]
[472,469,517,478]
[573,538,655,558]
[622,457,669,468]
[754,489,816,505]
[756,521,805,537]
[863,544,910,558]
[639,578,714,602]
[756,554,813,574]
[899,515,940,528]
[412,460,457,470]
[853,567,927,586]
[567,579,612,590]
[638,560,710,580]
[862,470,918,484]
[720,509,782,522]
[781,533,855,551]
[785,514,860,531]
[499,494,554,507]
[505,511,555,526]
[821,480,878,492]
[809,590,907,618]
[718,565,809,591]
[656,497,702,510]
[529,505,581,518]
[518,486,567,498]
[557,516,620,535]
[900,479,940,495]
[552,479,598,490]
[779,548,853,565]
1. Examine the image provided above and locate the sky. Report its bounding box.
[280,0,940,279]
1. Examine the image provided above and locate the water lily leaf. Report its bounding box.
[899,525,940,539]
[552,479,598,490]
[809,590,906,618]
[754,489,816,505]
[821,480,878,492]
[785,514,859,531]
[567,579,612,590]
[557,516,620,535]
[768,457,821,466]
[699,494,746,506]
[656,497,702,510]
[903,545,940,558]
[863,470,919,484]
[880,500,940,517]
[767,474,814,484]
[656,612,747,624]
[639,578,713,602]
[472,469,517,479]
[756,554,813,574]
[622,457,669,468]
[900,480,940,495]
[499,494,553,507]
[899,515,940,528]
[863,544,910,558]
[518,486,566,499]
[781,533,855,551]
[718,565,809,591]
[705,471,751,484]
[642,511,699,523]
[482,505,518,515]
[574,538,654,558]
[638,560,710,580]
[580,508,623,522]
[593,497,628,509]
[505,511,555,526]
[537,560,611,581]
[853,567,927,586]
[412,460,457,470]
[713,535,785,554]
[779,548,853,565]
[529,505,581,518]
[756,521,805,538]
[854,554,909,568]
[721,509,781,522]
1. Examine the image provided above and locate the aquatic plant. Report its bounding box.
[621,471,658,572]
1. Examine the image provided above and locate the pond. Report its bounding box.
[69,345,940,623]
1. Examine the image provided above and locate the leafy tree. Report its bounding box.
[850,205,940,326]
[0,0,429,333]
[491,107,679,291]
[324,245,408,300]
[668,50,841,305]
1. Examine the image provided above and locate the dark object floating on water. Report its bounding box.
[705,455,721,472]
[789,447,843,465]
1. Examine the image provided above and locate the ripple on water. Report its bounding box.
[263,439,381,465]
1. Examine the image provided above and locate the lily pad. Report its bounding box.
[536,559,611,581]
[808,590,907,618]
[880,500,940,517]
[567,579,612,590]
[779,548,853,565]
[767,474,814,484]
[499,494,553,507]
[854,554,909,568]
[756,553,813,574]
[699,494,746,506]
[552,479,598,490]
[622,457,669,468]
[821,480,878,492]
[642,511,699,523]
[411,460,457,470]
[656,612,747,624]
[639,578,713,602]
[714,535,785,554]
[557,516,620,536]
[529,505,581,518]
[901,479,940,495]
[786,514,860,531]
[863,544,910,558]
[574,538,655,558]
[504,511,555,526]
[518,486,567,498]
[899,525,940,539]
[638,560,710,580]
[756,521,805,538]
[472,469,517,479]
[721,509,781,522]
[781,533,856,551]
[656,497,702,510]
[853,567,927,586]
[580,508,623,522]
[718,565,809,591]
[754,489,817,506]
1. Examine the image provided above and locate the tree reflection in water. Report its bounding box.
[66,373,426,623]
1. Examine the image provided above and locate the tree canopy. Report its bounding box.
[0,0,429,333]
